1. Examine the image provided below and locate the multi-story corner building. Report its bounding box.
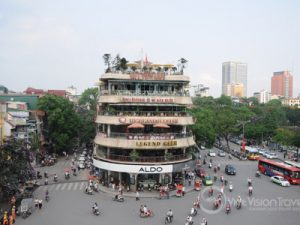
[93,69,196,191]
[271,71,293,98]
[253,89,272,104]
[281,98,300,108]
[222,61,247,97]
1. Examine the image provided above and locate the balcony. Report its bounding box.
[101,90,190,97]
[94,132,195,149]
[98,95,193,105]
[94,153,192,164]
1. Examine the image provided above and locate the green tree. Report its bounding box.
[38,95,80,154]
[273,128,295,146]
[120,57,128,72]
[77,88,98,145]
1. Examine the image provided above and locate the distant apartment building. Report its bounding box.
[281,98,300,108]
[222,61,247,97]
[24,87,66,97]
[253,90,272,104]
[224,83,244,98]
[271,71,293,98]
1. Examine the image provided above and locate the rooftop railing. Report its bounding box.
[97,131,193,140]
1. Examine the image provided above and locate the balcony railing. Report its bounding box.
[95,153,190,163]
[100,90,190,97]
[97,131,193,140]
[98,110,190,117]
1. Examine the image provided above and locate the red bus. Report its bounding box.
[258,157,300,184]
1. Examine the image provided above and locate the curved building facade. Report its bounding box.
[93,71,196,190]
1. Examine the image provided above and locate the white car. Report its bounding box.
[200,146,206,150]
[78,163,85,169]
[266,152,278,159]
[270,176,290,187]
[78,156,85,161]
[208,151,216,157]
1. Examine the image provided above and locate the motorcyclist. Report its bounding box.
[256,170,261,177]
[248,177,252,186]
[213,166,217,173]
[209,162,212,168]
[166,209,173,222]
[92,202,99,213]
[190,207,197,216]
[209,186,213,196]
[54,173,58,182]
[229,182,233,191]
[201,217,208,225]
[220,175,224,183]
[186,215,193,225]
[217,163,221,170]
[44,178,48,185]
[143,205,149,216]
[45,190,49,201]
[44,171,48,178]
[237,196,242,208]
[225,201,231,213]
[248,185,253,195]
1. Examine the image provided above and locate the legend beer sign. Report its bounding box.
[136,141,177,147]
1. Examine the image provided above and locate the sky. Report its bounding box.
[0,0,299,97]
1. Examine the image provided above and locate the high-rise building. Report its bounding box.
[224,83,244,98]
[222,62,247,97]
[271,71,293,98]
[253,90,271,104]
[93,59,195,191]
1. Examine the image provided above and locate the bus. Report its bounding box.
[244,146,260,160]
[258,158,300,184]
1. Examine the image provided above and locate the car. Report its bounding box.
[78,156,85,161]
[258,149,266,155]
[266,152,278,159]
[208,151,216,157]
[202,175,213,186]
[200,146,205,150]
[195,167,206,178]
[218,151,226,157]
[78,163,85,169]
[225,164,236,175]
[270,176,290,187]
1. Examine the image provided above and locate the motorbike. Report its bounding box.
[249,188,253,196]
[236,201,242,209]
[93,208,100,216]
[45,195,49,202]
[193,201,200,209]
[44,180,48,185]
[85,189,93,195]
[208,189,213,197]
[225,204,231,214]
[208,163,212,169]
[213,167,217,173]
[189,208,197,217]
[224,180,228,186]
[248,180,252,186]
[65,173,70,180]
[54,176,58,182]
[185,218,193,225]
[229,184,233,192]
[139,210,154,218]
[37,173,42,179]
[213,201,219,209]
[112,196,124,202]
[255,171,261,178]
[213,176,217,182]
[165,215,173,224]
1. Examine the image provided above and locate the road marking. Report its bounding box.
[67,183,73,190]
[43,186,48,191]
[55,184,61,190]
[61,183,67,190]
[79,182,85,190]
[73,182,78,190]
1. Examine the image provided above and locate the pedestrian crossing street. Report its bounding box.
[39,181,88,192]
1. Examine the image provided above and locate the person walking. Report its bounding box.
[136,191,140,201]
[11,206,16,220]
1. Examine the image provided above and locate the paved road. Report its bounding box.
[16,149,300,225]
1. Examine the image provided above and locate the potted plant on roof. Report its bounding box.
[130,149,139,162]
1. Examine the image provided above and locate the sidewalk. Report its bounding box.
[97,181,196,199]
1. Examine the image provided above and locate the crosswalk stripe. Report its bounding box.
[67,183,73,190]
[79,182,85,190]
[61,183,67,190]
[55,184,61,190]
[73,182,78,190]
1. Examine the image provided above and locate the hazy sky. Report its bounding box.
[0,0,299,97]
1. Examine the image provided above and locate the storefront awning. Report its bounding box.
[128,123,144,129]
[153,123,170,128]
